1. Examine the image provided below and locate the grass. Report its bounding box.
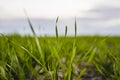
[0,18,120,80]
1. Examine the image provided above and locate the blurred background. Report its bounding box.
[0,0,120,36]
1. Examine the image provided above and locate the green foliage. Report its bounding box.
[0,35,120,80]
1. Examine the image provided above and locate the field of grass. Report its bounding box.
[0,18,120,80]
[0,34,120,80]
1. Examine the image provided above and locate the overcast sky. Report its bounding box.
[0,0,120,35]
[0,0,119,19]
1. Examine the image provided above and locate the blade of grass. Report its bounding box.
[86,47,96,65]
[23,9,48,73]
[24,9,43,58]
[74,19,77,38]
[56,16,59,23]
[65,25,67,38]
[0,66,7,80]
[55,16,59,39]
[76,47,96,79]
[56,25,58,39]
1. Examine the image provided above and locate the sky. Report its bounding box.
[0,0,120,35]
[0,0,101,19]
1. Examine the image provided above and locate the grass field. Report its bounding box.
[0,18,120,80]
[0,34,120,80]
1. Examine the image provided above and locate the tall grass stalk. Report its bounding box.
[65,25,68,38]
[55,16,59,39]
[64,19,77,80]
[24,9,48,73]
[75,19,77,38]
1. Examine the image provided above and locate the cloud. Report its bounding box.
[88,6,120,20]
[0,6,4,13]
[76,5,120,28]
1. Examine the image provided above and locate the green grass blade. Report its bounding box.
[56,16,59,23]
[65,25,68,37]
[55,17,59,39]
[74,19,77,37]
[0,66,7,80]
[70,46,76,63]
[76,68,87,80]
[86,47,96,65]
[55,25,58,39]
